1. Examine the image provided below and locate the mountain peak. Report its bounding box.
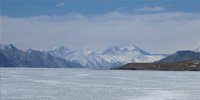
[0,44,17,50]
[52,45,71,51]
[120,45,140,51]
[26,49,34,53]
[104,45,150,55]
[26,49,38,53]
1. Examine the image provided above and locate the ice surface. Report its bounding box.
[0,68,200,100]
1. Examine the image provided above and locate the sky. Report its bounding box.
[0,0,200,54]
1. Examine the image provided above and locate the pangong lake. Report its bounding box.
[0,68,200,100]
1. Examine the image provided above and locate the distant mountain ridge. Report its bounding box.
[0,44,82,68]
[114,48,200,71]
[1,44,200,68]
[114,60,200,71]
[158,50,200,63]
[44,45,167,68]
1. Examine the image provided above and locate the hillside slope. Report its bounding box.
[0,44,82,68]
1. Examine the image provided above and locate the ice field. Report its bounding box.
[0,68,200,100]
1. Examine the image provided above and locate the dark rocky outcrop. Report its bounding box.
[113,60,200,71]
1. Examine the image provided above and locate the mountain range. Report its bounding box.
[115,50,200,71]
[115,47,200,71]
[0,44,82,68]
[1,44,200,69]
[43,45,167,68]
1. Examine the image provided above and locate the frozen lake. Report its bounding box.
[0,68,200,100]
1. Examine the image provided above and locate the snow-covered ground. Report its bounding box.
[1,68,200,100]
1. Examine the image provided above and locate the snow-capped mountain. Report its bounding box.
[103,45,150,55]
[44,45,167,68]
[43,46,71,58]
[0,44,82,68]
[63,50,94,66]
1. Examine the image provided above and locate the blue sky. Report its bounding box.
[1,0,200,17]
[1,0,200,53]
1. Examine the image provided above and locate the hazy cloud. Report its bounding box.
[136,6,166,12]
[1,11,200,53]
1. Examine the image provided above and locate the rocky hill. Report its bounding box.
[158,51,200,63]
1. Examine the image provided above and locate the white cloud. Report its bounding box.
[57,2,65,7]
[136,6,166,12]
[1,11,200,53]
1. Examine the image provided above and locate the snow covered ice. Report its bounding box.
[1,68,200,100]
